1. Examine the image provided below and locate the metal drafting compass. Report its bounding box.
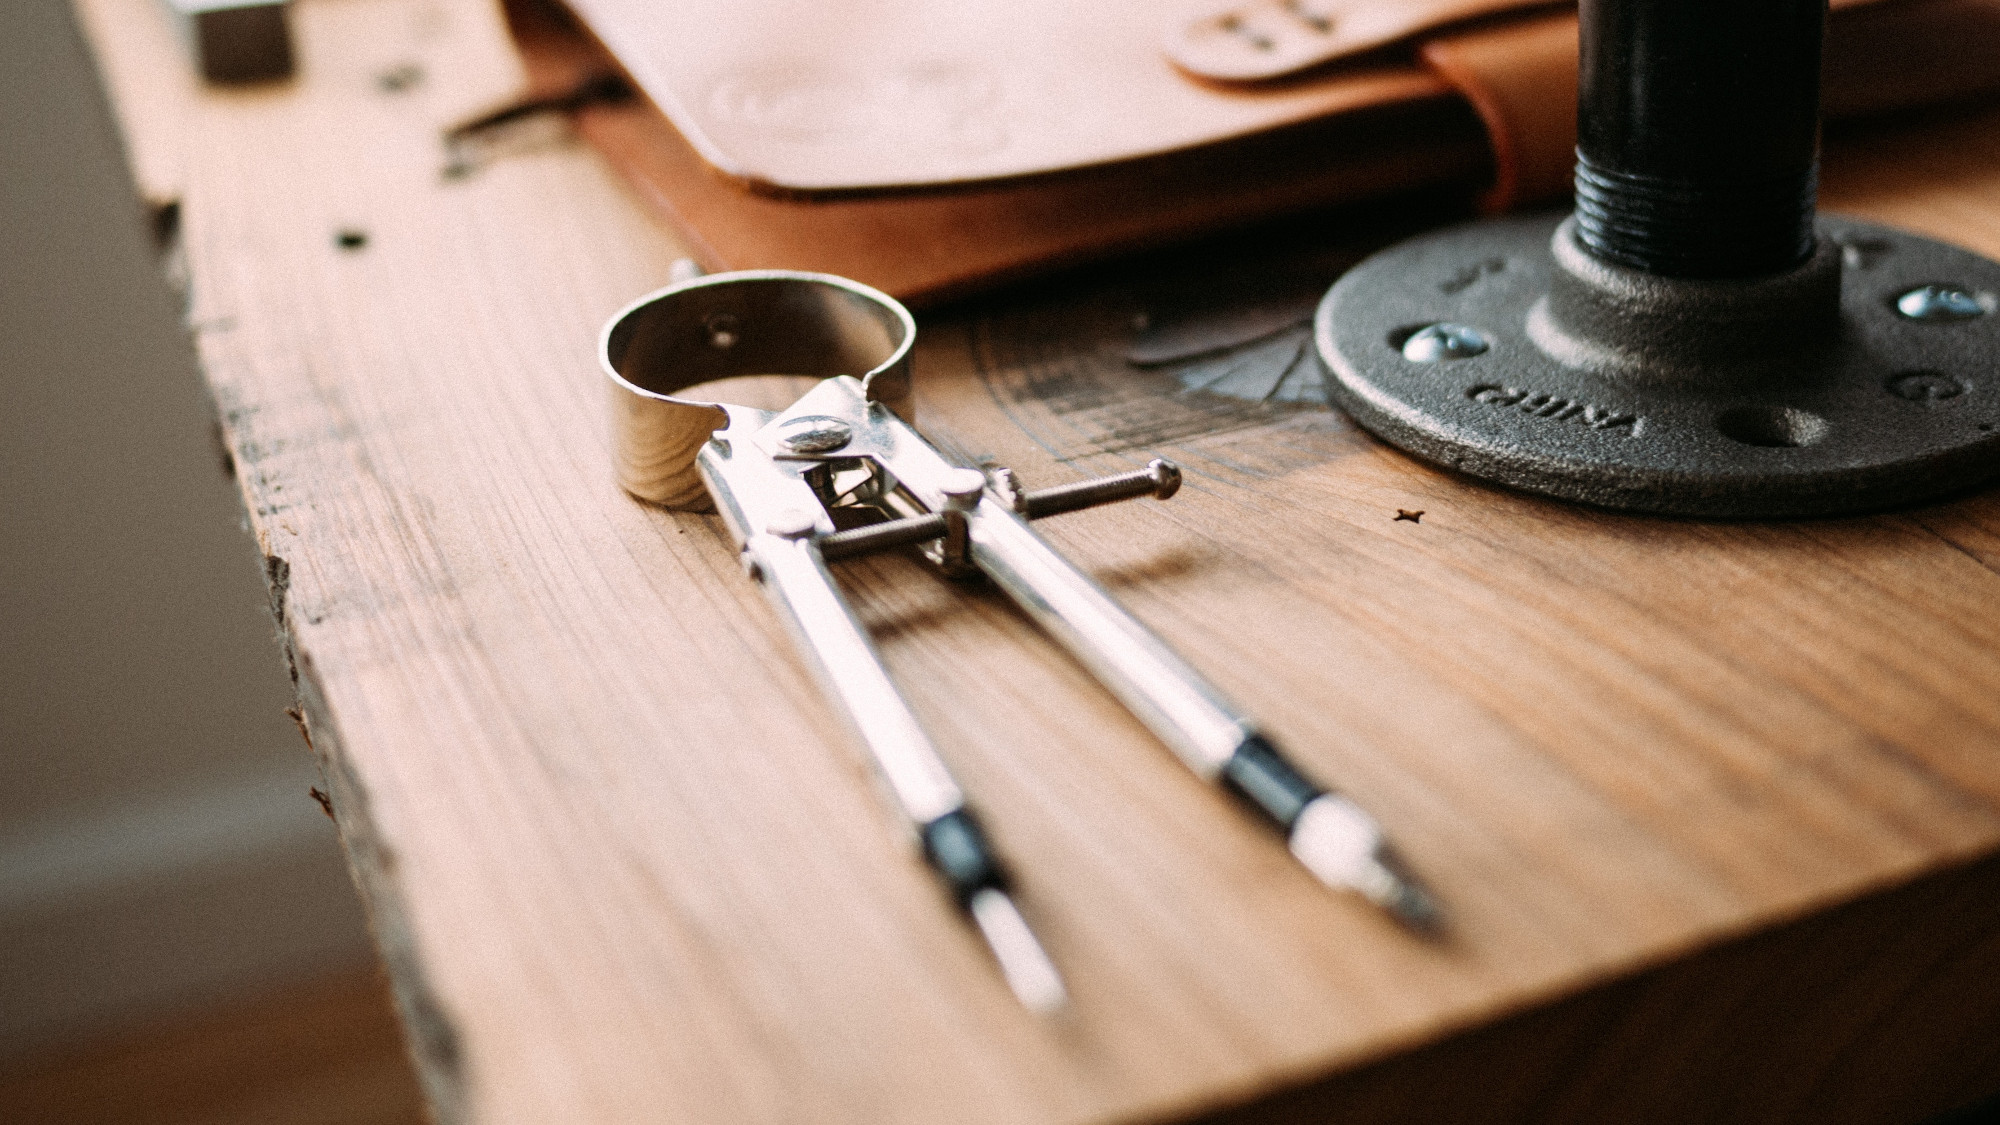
[1316,0,2000,517]
[601,268,1438,1011]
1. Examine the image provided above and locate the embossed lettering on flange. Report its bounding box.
[1466,384,1641,433]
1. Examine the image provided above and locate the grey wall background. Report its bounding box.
[1,0,375,1060]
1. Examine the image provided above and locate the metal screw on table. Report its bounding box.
[1314,0,2000,517]
[815,460,1184,562]
[1015,459,1181,520]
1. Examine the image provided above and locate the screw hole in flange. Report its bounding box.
[1716,406,1828,448]
[1887,370,1968,403]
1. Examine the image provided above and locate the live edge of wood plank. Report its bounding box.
[71,0,2000,1122]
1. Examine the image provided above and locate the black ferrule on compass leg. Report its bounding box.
[919,808,1009,907]
[1574,0,1826,278]
[1220,735,1323,832]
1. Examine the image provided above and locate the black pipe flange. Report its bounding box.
[1314,0,2000,517]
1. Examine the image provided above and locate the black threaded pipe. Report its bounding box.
[1574,0,1827,278]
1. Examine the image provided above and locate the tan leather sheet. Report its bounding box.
[517,0,2000,304]
[507,0,1489,307]
[560,0,1521,191]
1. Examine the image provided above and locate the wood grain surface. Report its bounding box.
[72,0,2000,1122]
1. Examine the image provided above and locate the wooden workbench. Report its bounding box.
[74,0,2000,1121]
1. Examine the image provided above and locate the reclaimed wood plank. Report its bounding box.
[72,0,2000,1120]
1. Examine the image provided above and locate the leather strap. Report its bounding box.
[1418,13,1573,212]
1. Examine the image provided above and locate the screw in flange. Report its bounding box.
[1400,324,1489,362]
[1896,285,1992,322]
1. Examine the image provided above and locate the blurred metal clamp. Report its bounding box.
[165,0,293,84]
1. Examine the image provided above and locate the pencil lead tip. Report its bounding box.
[1366,857,1447,936]
[1288,795,1445,935]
